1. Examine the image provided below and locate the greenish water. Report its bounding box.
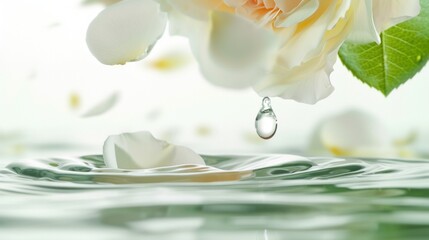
[1,155,429,240]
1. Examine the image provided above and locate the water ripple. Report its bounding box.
[2,155,429,239]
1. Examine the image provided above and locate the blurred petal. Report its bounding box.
[81,92,119,117]
[321,110,390,149]
[86,0,167,65]
[103,131,205,169]
[69,92,81,110]
[309,110,396,157]
[147,51,190,71]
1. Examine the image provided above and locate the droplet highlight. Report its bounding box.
[416,55,422,62]
[255,97,277,139]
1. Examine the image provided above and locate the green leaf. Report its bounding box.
[339,0,429,96]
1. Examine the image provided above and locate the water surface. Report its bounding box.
[1,155,429,240]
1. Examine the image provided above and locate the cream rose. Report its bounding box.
[86,0,420,104]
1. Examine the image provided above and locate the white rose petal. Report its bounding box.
[103,131,205,169]
[372,0,421,32]
[347,0,381,44]
[254,45,338,104]
[199,11,279,88]
[150,4,280,88]
[347,0,420,44]
[274,0,319,28]
[86,0,167,65]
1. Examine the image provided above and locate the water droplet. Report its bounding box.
[255,97,277,139]
[416,55,422,62]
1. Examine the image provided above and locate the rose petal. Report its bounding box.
[103,131,205,169]
[274,0,319,28]
[275,0,305,13]
[197,11,279,88]
[254,47,337,104]
[372,0,420,32]
[278,71,334,104]
[327,0,352,30]
[86,0,167,65]
[346,0,381,44]
[166,8,280,88]
[275,2,337,69]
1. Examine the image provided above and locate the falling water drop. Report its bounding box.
[255,97,277,139]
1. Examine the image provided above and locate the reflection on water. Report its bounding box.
[1,155,429,239]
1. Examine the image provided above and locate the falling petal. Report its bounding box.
[0,132,22,141]
[12,144,26,155]
[393,131,417,147]
[195,125,212,137]
[86,0,167,65]
[145,109,162,121]
[69,92,81,110]
[81,93,119,118]
[148,52,191,71]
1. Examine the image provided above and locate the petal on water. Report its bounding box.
[103,131,206,169]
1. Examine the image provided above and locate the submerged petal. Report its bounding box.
[86,0,167,65]
[103,131,205,169]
